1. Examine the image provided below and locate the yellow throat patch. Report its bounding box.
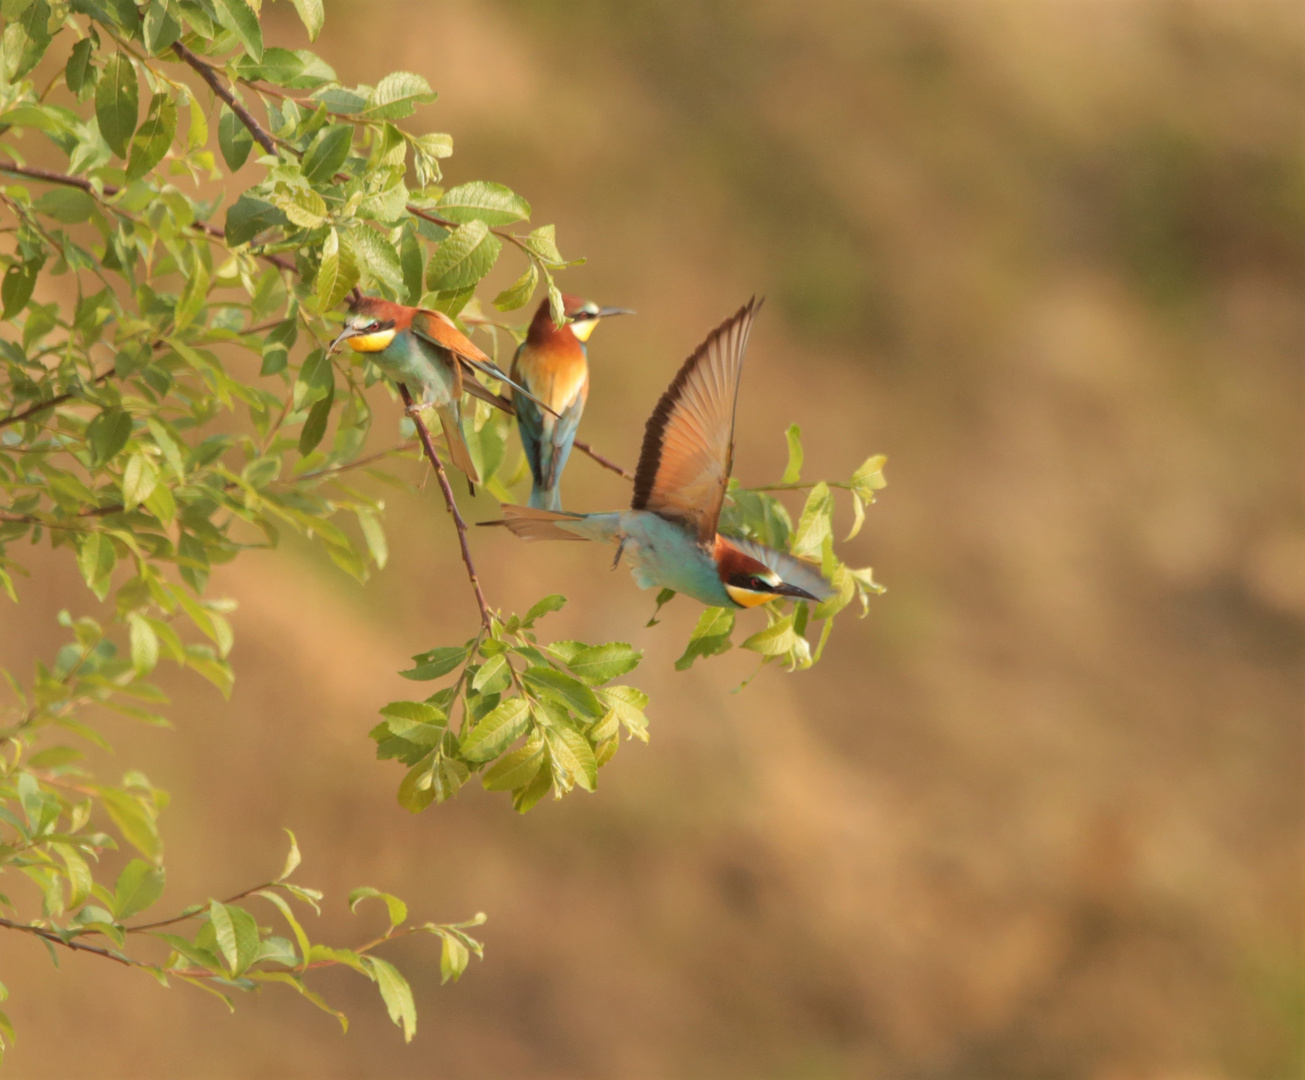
[346,327,397,352]
[725,583,777,608]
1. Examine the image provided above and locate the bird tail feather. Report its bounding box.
[496,504,589,541]
[436,405,479,484]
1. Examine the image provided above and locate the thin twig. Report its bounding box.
[171,42,276,156]
[398,384,493,631]
[127,882,275,933]
[572,439,633,481]
[0,160,294,272]
[0,368,115,431]
[0,915,145,970]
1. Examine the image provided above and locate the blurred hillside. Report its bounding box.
[2,0,1301,1077]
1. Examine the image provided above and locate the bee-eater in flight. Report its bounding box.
[511,294,633,511]
[331,296,546,485]
[493,299,834,609]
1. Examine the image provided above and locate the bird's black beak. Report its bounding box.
[329,324,361,354]
[595,307,635,319]
[774,581,820,602]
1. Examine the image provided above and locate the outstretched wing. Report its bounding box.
[632,298,761,544]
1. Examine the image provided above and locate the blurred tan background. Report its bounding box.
[3,0,1302,1076]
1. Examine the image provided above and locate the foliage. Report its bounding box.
[0,0,885,1058]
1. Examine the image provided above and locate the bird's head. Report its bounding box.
[330,296,411,353]
[529,294,634,345]
[715,538,823,608]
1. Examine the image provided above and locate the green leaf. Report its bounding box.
[271,184,329,229]
[341,226,404,296]
[356,508,388,569]
[674,607,735,670]
[127,612,159,674]
[315,229,358,312]
[77,532,115,601]
[481,737,545,791]
[113,858,165,919]
[278,828,302,881]
[436,181,530,226]
[439,933,469,984]
[522,667,604,719]
[851,454,888,502]
[301,123,352,183]
[98,787,161,862]
[460,697,530,763]
[65,37,96,96]
[218,108,253,171]
[646,587,677,627]
[2,258,41,319]
[493,262,539,311]
[52,843,93,910]
[563,643,641,686]
[363,71,436,121]
[425,219,501,292]
[596,684,650,742]
[95,53,138,158]
[8,0,51,80]
[213,0,263,62]
[791,481,834,558]
[522,594,566,625]
[142,0,182,55]
[125,91,176,180]
[290,0,324,40]
[781,423,803,484]
[225,195,288,246]
[548,723,597,792]
[399,645,468,681]
[298,384,334,455]
[208,899,261,975]
[364,955,416,1042]
[741,614,799,657]
[348,886,407,929]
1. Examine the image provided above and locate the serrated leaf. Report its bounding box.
[363,71,436,121]
[440,933,469,984]
[548,723,597,792]
[791,481,834,558]
[225,195,288,246]
[290,0,324,40]
[315,229,357,311]
[481,737,545,791]
[460,697,530,763]
[852,454,888,502]
[436,180,530,226]
[492,262,538,311]
[424,220,501,292]
[97,788,161,862]
[278,828,302,882]
[522,667,604,719]
[741,614,799,657]
[674,607,735,670]
[341,226,404,296]
[272,185,328,229]
[563,643,641,686]
[96,54,138,160]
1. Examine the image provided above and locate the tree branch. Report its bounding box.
[0,367,115,431]
[126,882,275,933]
[0,915,148,971]
[171,42,277,156]
[0,160,294,272]
[398,384,494,631]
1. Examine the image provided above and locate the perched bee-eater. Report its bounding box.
[511,294,632,510]
[331,296,545,484]
[493,299,834,609]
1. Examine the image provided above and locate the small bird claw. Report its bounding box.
[404,402,426,417]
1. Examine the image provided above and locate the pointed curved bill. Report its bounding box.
[410,308,559,416]
[632,298,761,545]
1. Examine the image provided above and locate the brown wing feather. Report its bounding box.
[632,298,761,543]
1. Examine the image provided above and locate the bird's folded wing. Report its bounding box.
[632,298,760,544]
[411,308,557,415]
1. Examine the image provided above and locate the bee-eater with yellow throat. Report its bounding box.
[332,296,546,485]
[511,294,632,511]
[493,299,834,609]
